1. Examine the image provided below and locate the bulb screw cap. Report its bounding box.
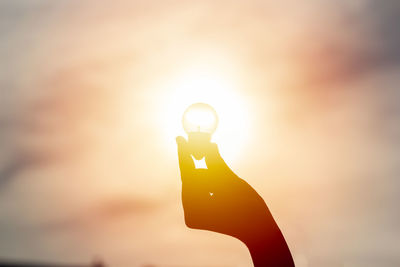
[188,132,211,160]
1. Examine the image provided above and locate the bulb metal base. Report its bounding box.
[187,132,211,160]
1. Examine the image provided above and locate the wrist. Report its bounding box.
[242,227,295,267]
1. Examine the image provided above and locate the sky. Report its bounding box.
[0,0,400,266]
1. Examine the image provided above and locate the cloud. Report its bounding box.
[42,197,162,232]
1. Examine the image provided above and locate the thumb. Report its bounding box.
[176,136,194,179]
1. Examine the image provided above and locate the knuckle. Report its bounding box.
[184,215,198,229]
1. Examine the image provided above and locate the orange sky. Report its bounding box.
[1,1,400,267]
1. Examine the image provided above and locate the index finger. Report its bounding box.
[205,143,236,177]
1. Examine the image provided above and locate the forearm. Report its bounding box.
[244,227,294,267]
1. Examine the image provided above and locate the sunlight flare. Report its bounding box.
[158,57,252,163]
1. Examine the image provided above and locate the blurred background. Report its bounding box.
[1,0,400,266]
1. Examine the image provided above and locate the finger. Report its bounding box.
[176,136,195,179]
[204,143,235,176]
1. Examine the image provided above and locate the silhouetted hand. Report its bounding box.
[176,136,294,267]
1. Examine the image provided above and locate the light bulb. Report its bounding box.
[182,103,218,160]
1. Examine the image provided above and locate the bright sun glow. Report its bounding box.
[157,56,252,163]
[182,103,218,134]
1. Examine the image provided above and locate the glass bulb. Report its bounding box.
[182,103,218,160]
[182,103,218,134]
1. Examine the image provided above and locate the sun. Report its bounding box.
[157,58,252,164]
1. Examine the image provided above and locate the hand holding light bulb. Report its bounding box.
[177,103,294,267]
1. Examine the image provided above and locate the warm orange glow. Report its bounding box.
[156,56,253,163]
[2,1,390,267]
